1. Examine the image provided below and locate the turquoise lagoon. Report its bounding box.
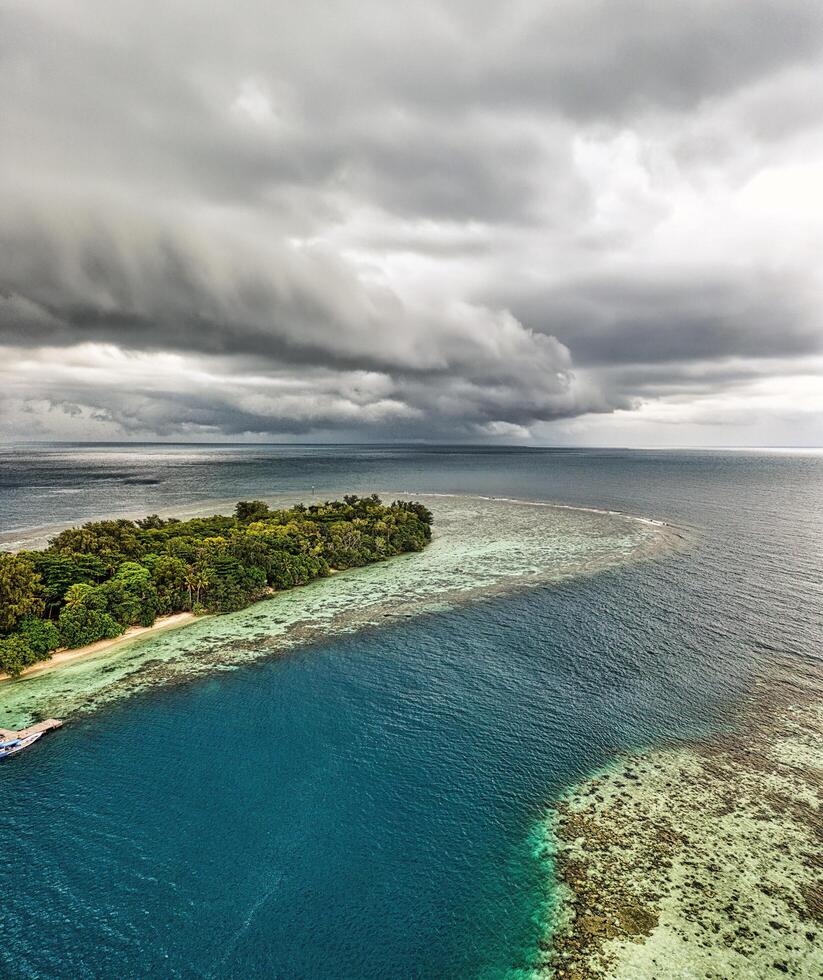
[1,446,821,978]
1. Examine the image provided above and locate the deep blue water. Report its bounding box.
[1,446,821,978]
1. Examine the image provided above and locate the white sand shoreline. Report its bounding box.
[0,612,199,684]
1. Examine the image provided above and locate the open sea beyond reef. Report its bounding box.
[0,444,821,979]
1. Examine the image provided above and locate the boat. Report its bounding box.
[0,732,45,759]
[0,719,63,759]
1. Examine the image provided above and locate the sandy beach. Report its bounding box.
[0,612,199,684]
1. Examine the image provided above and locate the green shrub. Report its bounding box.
[0,635,38,678]
[0,553,44,633]
[58,605,124,649]
[15,616,61,657]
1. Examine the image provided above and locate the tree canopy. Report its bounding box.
[0,495,432,677]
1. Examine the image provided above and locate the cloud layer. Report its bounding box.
[2,0,822,444]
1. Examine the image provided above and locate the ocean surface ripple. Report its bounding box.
[0,445,821,979]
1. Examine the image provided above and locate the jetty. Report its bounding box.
[0,718,63,740]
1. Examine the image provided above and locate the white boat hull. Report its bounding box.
[0,731,44,758]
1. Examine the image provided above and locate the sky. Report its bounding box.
[2,0,822,446]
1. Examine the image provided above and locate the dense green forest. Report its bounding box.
[0,495,432,677]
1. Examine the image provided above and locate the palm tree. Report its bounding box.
[183,566,209,609]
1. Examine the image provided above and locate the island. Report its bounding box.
[0,495,433,678]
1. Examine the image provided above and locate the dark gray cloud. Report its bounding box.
[372,1,823,120]
[504,269,823,367]
[0,202,577,396]
[1,0,822,443]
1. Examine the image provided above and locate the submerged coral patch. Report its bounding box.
[538,662,823,979]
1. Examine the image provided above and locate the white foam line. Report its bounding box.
[1,489,673,554]
[390,490,671,528]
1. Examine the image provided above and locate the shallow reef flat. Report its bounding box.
[0,493,676,729]
[537,659,823,979]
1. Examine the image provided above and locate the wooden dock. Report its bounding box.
[0,719,63,740]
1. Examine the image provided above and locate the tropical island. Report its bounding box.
[0,495,433,678]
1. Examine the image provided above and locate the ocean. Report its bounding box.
[0,445,821,978]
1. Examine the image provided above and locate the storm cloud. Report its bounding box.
[2,0,822,444]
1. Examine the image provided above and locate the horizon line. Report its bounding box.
[3,440,823,452]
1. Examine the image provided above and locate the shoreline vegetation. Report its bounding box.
[0,495,433,681]
[0,611,198,683]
